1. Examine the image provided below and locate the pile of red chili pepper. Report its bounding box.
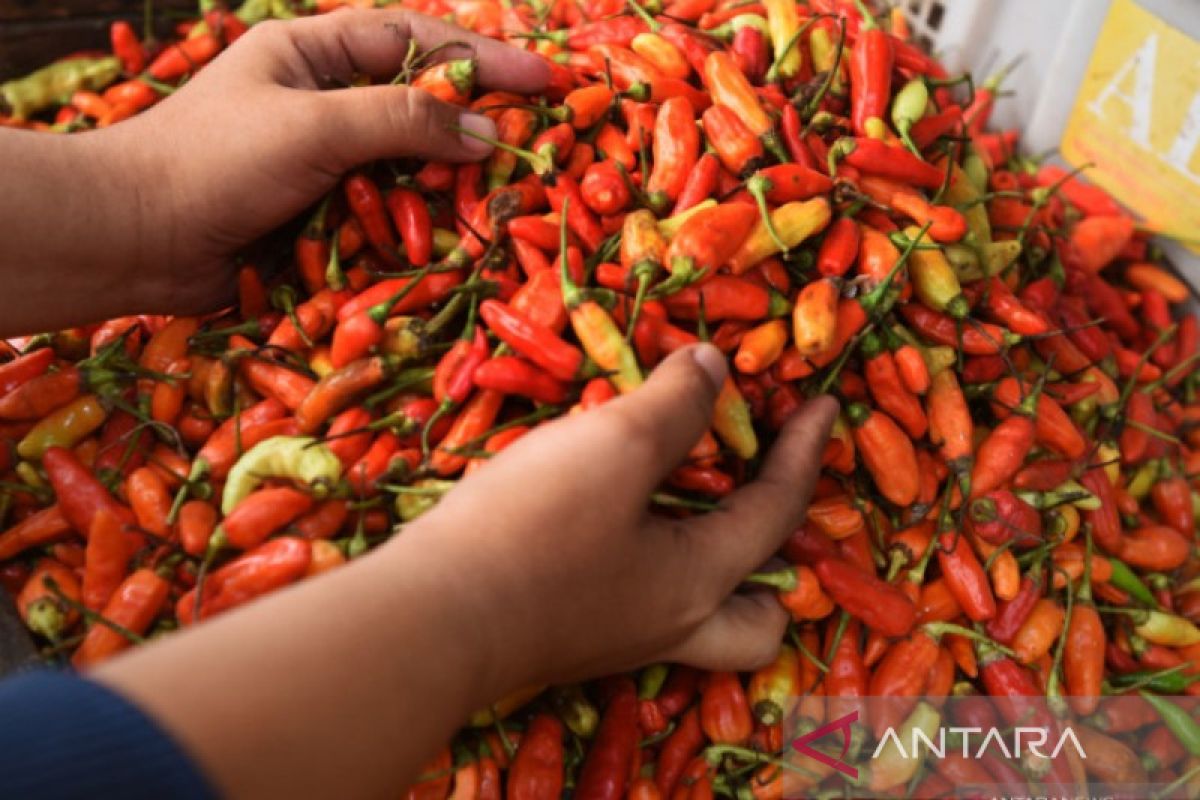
[2,0,1200,796]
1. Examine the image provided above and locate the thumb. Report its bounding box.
[595,344,728,495]
[316,84,497,170]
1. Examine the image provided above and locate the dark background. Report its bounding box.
[1,0,194,81]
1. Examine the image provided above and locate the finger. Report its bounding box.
[267,10,549,92]
[315,83,498,166]
[658,591,788,671]
[592,344,728,495]
[688,396,839,585]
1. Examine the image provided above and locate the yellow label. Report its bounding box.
[1061,0,1200,253]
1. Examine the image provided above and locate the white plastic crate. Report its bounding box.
[903,0,1200,287]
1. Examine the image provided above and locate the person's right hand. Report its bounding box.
[405,344,838,698]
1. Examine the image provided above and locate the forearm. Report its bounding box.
[0,127,162,336]
[93,525,503,799]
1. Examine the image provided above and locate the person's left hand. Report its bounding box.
[101,9,548,315]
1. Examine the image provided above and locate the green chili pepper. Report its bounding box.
[222,436,341,514]
[1,56,121,119]
[551,684,599,738]
[393,478,456,521]
[638,664,669,700]
[891,79,928,156]
[1108,668,1199,694]
[1140,691,1200,757]
[1107,557,1159,608]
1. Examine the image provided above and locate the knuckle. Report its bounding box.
[740,633,784,670]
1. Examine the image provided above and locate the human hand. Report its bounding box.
[401,344,838,699]
[105,9,548,315]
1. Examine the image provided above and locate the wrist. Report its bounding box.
[374,521,521,717]
[78,123,178,313]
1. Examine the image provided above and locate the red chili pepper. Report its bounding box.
[43,446,134,535]
[848,17,893,135]
[480,300,583,381]
[580,161,632,216]
[861,333,926,439]
[812,557,915,637]
[474,356,568,404]
[223,487,315,550]
[702,103,763,176]
[1079,466,1122,554]
[814,217,859,277]
[145,33,220,81]
[985,573,1042,645]
[655,707,703,798]
[574,679,638,800]
[82,508,132,611]
[195,398,287,479]
[664,276,786,322]
[0,347,54,398]
[899,304,1016,355]
[646,97,700,207]
[545,174,605,253]
[73,566,170,667]
[177,537,312,625]
[846,402,919,506]
[385,188,433,267]
[937,530,996,622]
[700,671,752,745]
[0,365,80,421]
[992,376,1087,460]
[109,21,144,74]
[507,713,564,800]
[832,138,944,189]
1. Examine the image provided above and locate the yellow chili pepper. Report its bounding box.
[432,228,460,258]
[395,478,457,522]
[937,159,992,247]
[712,378,758,459]
[1134,610,1200,647]
[905,226,967,318]
[570,302,643,394]
[1,56,121,120]
[864,702,940,791]
[222,435,341,513]
[17,394,107,461]
[762,0,802,80]
[728,198,831,274]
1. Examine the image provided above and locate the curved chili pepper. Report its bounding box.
[178,537,312,626]
[480,299,583,381]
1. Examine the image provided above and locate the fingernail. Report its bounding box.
[457,113,496,157]
[691,343,728,390]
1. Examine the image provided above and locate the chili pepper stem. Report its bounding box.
[449,124,553,176]
[745,174,789,253]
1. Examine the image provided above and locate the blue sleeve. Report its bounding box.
[0,669,217,800]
